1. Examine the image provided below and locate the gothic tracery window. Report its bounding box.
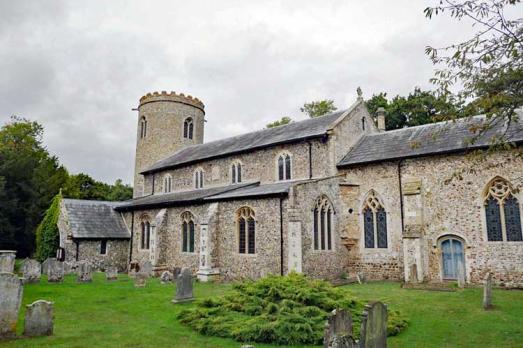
[362,191,388,249]
[183,118,194,139]
[231,162,242,184]
[237,207,255,254]
[484,177,522,242]
[194,169,204,189]
[313,196,334,251]
[140,219,151,250]
[163,174,172,193]
[277,153,292,181]
[181,211,195,253]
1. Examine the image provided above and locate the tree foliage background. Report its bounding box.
[0,117,132,257]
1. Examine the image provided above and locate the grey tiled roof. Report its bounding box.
[338,112,523,167]
[142,110,347,174]
[63,199,130,239]
[205,181,299,200]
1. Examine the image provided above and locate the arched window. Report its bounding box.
[237,207,255,254]
[362,117,366,131]
[183,118,194,139]
[277,153,292,181]
[313,196,334,250]
[231,162,242,184]
[362,191,387,248]
[194,169,204,189]
[181,212,195,253]
[484,177,522,241]
[163,174,172,193]
[140,220,151,250]
[140,116,147,138]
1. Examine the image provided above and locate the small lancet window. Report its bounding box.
[237,207,255,254]
[362,191,387,249]
[313,196,334,251]
[484,177,522,242]
[140,116,147,138]
[181,212,195,253]
[100,240,107,255]
[163,174,172,193]
[277,153,292,181]
[140,220,151,250]
[231,162,243,184]
[184,118,194,139]
[194,169,204,189]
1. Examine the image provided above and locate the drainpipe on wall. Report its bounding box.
[75,240,79,261]
[397,159,405,234]
[151,174,155,195]
[280,197,284,276]
[308,142,313,179]
[129,211,135,263]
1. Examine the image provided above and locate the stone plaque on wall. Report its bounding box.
[403,179,422,195]
[287,221,302,273]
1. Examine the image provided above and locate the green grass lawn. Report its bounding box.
[2,273,523,348]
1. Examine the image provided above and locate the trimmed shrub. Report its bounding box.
[179,273,408,345]
[35,192,62,262]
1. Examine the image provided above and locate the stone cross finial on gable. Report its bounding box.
[357,87,363,101]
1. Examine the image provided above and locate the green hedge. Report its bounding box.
[179,273,408,345]
[35,192,62,262]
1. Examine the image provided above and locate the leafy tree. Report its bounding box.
[62,173,132,201]
[300,100,338,118]
[424,0,523,135]
[266,116,293,128]
[35,192,62,262]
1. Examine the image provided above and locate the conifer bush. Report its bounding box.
[179,273,407,345]
[35,193,62,261]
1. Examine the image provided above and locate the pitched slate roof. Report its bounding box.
[63,199,130,239]
[142,109,347,174]
[338,112,523,167]
[205,181,298,201]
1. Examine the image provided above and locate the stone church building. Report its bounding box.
[57,90,523,286]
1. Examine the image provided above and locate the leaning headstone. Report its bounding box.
[47,259,64,283]
[359,302,388,348]
[323,309,357,348]
[483,273,493,310]
[106,267,118,281]
[160,271,173,284]
[409,264,418,284]
[0,250,16,273]
[457,263,466,288]
[0,272,23,338]
[23,300,54,337]
[76,262,92,282]
[172,268,194,303]
[141,261,153,277]
[22,259,41,284]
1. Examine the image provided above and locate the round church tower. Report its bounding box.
[133,91,205,197]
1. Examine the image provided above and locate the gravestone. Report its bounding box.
[141,261,153,277]
[172,268,194,303]
[47,259,64,283]
[0,273,23,338]
[323,309,357,348]
[24,300,53,337]
[22,259,41,284]
[134,273,147,288]
[356,272,365,284]
[76,262,92,283]
[0,250,16,273]
[483,273,493,310]
[106,267,118,281]
[42,258,53,276]
[409,264,418,284]
[359,302,388,348]
[457,263,466,288]
[160,271,173,284]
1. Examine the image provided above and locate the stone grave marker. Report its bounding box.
[42,258,52,276]
[22,259,41,284]
[409,264,418,284]
[141,261,153,277]
[457,263,466,288]
[134,273,147,288]
[172,268,194,303]
[0,250,16,273]
[323,309,357,348]
[0,272,23,338]
[359,302,388,348]
[24,300,54,337]
[47,259,64,283]
[356,272,365,284]
[483,273,493,310]
[106,267,118,281]
[76,262,92,282]
[160,271,173,284]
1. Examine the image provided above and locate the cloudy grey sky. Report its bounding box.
[0,1,477,185]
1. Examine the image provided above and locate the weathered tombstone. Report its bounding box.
[409,264,418,284]
[160,271,173,284]
[323,309,357,348]
[172,268,194,303]
[457,263,466,288]
[141,261,153,277]
[0,250,16,273]
[23,300,53,337]
[106,267,118,281]
[359,302,388,348]
[47,259,64,283]
[356,272,365,284]
[0,272,23,338]
[22,259,41,284]
[134,273,147,288]
[483,273,493,310]
[76,262,92,282]
[42,258,53,276]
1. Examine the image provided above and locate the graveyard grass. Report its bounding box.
[3,274,523,348]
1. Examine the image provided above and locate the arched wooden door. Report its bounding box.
[440,237,465,280]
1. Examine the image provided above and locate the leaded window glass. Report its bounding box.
[377,208,388,248]
[485,197,503,241]
[184,118,193,139]
[362,191,387,249]
[278,156,284,180]
[277,153,292,181]
[484,177,522,242]
[181,212,195,252]
[312,196,334,251]
[237,207,255,254]
[363,209,374,248]
[504,195,523,241]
